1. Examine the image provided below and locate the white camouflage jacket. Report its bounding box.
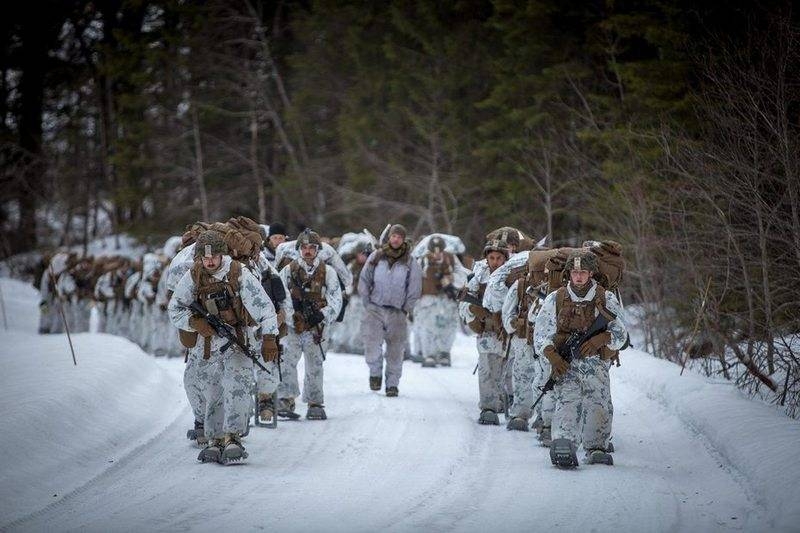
[532,280,627,357]
[168,256,279,349]
[280,257,343,328]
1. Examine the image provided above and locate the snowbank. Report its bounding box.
[618,348,800,531]
[0,278,185,527]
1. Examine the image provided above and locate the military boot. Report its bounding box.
[538,425,552,447]
[197,439,223,464]
[436,352,451,367]
[306,403,327,420]
[506,416,529,432]
[385,386,399,397]
[478,409,500,425]
[421,356,437,368]
[277,397,300,420]
[187,419,208,447]
[370,376,382,391]
[258,393,275,423]
[584,448,614,466]
[220,433,248,465]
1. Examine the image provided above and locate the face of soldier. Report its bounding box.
[569,269,592,288]
[300,243,319,263]
[268,234,286,250]
[202,254,223,271]
[486,251,507,272]
[388,232,404,249]
[356,252,368,265]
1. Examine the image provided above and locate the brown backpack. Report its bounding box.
[544,241,626,292]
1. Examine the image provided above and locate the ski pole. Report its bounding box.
[49,265,77,366]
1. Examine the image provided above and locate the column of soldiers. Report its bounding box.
[35,217,627,469]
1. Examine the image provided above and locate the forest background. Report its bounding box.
[2,0,799,416]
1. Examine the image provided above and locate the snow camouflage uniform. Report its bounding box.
[459,251,510,418]
[169,252,279,447]
[359,227,422,393]
[533,266,627,457]
[330,248,370,354]
[54,257,95,334]
[279,238,342,416]
[502,276,554,430]
[254,251,293,418]
[38,253,73,334]
[416,238,460,367]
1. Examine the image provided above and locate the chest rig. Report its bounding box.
[422,253,455,296]
[289,261,327,332]
[473,282,503,337]
[553,285,615,353]
[191,260,254,358]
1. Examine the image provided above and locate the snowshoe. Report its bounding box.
[197,441,222,464]
[306,404,327,420]
[506,416,529,432]
[421,357,437,368]
[385,386,399,397]
[220,434,248,465]
[277,397,301,420]
[436,352,451,367]
[538,426,552,447]
[584,448,614,466]
[478,409,500,425]
[370,376,382,391]
[550,438,579,469]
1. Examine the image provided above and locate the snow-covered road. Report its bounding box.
[1,278,797,532]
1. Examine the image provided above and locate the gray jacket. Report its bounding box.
[358,249,422,313]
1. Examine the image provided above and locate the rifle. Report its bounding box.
[186,301,271,373]
[296,298,327,361]
[530,311,613,410]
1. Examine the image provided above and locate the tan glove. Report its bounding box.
[468,304,490,321]
[189,316,215,338]
[292,312,304,332]
[579,331,612,357]
[261,334,279,362]
[543,345,569,378]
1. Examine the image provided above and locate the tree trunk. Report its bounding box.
[192,107,209,221]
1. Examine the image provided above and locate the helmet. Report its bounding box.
[428,236,446,254]
[194,230,227,258]
[486,226,521,249]
[295,229,322,250]
[564,250,598,273]
[482,239,510,259]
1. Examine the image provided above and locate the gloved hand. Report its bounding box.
[579,331,612,357]
[261,334,279,362]
[189,316,215,337]
[543,345,569,378]
[293,312,304,331]
[307,308,325,328]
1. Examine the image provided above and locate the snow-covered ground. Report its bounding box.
[1,277,798,532]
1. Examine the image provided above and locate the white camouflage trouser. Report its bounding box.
[329,295,366,355]
[195,348,254,439]
[509,338,555,423]
[476,333,506,412]
[363,304,408,388]
[184,349,205,423]
[279,329,328,405]
[415,295,458,360]
[551,357,613,450]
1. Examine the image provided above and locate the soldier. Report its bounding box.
[331,240,373,354]
[359,224,422,396]
[459,239,510,425]
[278,229,342,420]
[263,222,287,265]
[533,250,627,468]
[502,265,555,439]
[416,236,461,367]
[169,230,280,464]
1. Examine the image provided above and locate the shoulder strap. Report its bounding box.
[555,286,568,316]
[228,260,241,291]
[593,285,616,320]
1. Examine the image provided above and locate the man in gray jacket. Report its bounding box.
[359,224,422,396]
